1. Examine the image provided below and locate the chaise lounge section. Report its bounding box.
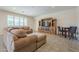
[14,35,37,52]
[28,33,46,49]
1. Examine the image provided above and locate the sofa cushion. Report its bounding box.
[13,35,19,41]
[11,29,27,38]
[12,26,20,29]
[37,35,46,42]
[14,37,31,50]
[24,29,33,34]
[23,26,30,30]
[28,32,46,42]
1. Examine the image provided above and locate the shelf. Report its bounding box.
[38,17,57,34]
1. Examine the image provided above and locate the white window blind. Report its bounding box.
[7,15,14,27]
[7,15,27,27]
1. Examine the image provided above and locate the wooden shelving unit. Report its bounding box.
[38,17,57,34]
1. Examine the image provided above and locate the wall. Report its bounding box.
[27,16,36,31]
[76,7,79,27]
[76,7,79,33]
[34,8,77,31]
[0,10,35,34]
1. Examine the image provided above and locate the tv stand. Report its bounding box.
[38,17,57,34]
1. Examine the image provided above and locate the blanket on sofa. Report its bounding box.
[3,31,14,52]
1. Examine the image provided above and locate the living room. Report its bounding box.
[0,6,79,52]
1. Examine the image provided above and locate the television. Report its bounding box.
[43,21,50,27]
[39,20,51,27]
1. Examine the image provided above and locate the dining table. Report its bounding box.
[61,27,70,38]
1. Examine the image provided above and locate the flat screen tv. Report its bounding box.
[43,21,50,27]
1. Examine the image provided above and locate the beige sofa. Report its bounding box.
[4,27,46,52]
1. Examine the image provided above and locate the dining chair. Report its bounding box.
[68,26,77,40]
[58,26,63,35]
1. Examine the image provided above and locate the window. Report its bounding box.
[14,17,19,26]
[7,15,27,27]
[20,17,24,26]
[7,15,14,27]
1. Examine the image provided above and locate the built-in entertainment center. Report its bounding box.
[38,17,57,34]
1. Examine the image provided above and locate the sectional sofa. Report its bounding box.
[3,26,46,52]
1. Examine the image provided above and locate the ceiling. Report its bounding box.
[0,6,77,17]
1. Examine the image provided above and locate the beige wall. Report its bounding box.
[76,7,79,32]
[27,16,36,31]
[0,10,35,34]
[34,8,77,31]
[76,7,79,27]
